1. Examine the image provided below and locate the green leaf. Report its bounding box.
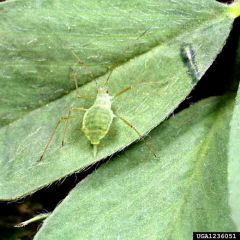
[228,39,240,230]
[0,0,237,199]
[229,0,240,18]
[34,95,236,240]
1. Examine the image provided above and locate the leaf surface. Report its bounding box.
[0,0,237,199]
[34,95,236,240]
[228,38,240,230]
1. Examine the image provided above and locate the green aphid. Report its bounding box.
[38,28,168,161]
[81,86,114,158]
[39,67,165,161]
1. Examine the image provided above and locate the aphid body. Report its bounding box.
[38,77,167,162]
[82,86,114,157]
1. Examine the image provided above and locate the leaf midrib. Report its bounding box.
[164,109,228,239]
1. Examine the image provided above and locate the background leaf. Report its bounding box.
[34,95,236,240]
[228,38,240,230]
[0,0,237,200]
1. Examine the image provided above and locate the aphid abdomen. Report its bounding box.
[82,105,114,145]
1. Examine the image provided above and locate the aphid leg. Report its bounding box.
[115,113,159,160]
[113,81,168,99]
[62,107,87,146]
[39,116,75,162]
[103,27,153,87]
[77,95,95,100]
[113,86,135,99]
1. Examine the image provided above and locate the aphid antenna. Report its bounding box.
[103,68,114,87]
[103,25,153,87]
[69,48,99,91]
[39,26,158,162]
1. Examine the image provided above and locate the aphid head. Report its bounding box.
[98,86,109,94]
